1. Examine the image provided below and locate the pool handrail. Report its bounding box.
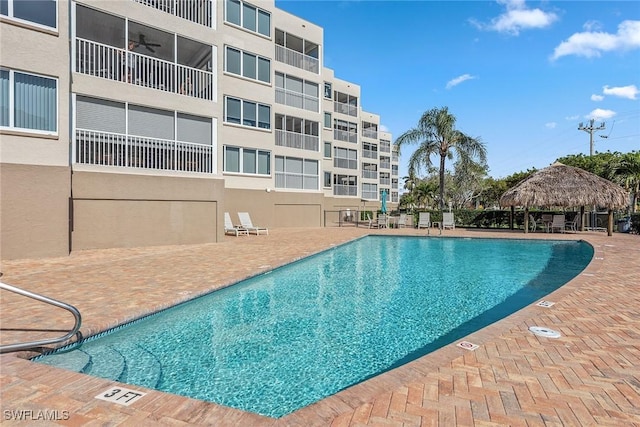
[0,280,82,354]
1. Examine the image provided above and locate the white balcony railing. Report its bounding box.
[275,88,319,113]
[334,101,358,117]
[275,45,319,74]
[275,172,318,190]
[333,157,357,170]
[380,161,391,170]
[334,129,357,143]
[392,152,398,162]
[362,189,378,200]
[275,129,319,152]
[362,149,377,159]
[76,38,214,101]
[380,177,391,186]
[333,184,357,196]
[133,0,213,27]
[392,166,398,176]
[380,141,391,153]
[362,128,378,139]
[362,170,378,179]
[75,129,213,173]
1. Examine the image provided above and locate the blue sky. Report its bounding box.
[275,0,640,179]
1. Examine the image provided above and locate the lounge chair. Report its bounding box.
[366,213,378,229]
[225,212,248,236]
[442,212,455,230]
[417,212,431,229]
[549,214,565,233]
[238,212,269,235]
[397,213,407,228]
[529,214,537,232]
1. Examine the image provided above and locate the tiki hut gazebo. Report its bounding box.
[500,162,628,236]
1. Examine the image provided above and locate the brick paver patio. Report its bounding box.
[1,227,639,426]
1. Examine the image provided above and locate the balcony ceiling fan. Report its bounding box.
[136,34,161,53]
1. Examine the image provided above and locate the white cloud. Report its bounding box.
[551,20,640,60]
[583,20,603,32]
[379,124,390,132]
[603,84,638,100]
[591,94,604,101]
[471,0,558,35]
[446,74,477,89]
[586,108,616,120]
[545,122,557,129]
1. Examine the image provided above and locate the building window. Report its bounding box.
[323,112,331,128]
[324,82,332,99]
[225,0,270,37]
[323,141,331,158]
[1,0,57,30]
[275,156,319,190]
[323,171,331,188]
[224,96,270,129]
[225,46,270,83]
[0,69,57,134]
[224,146,270,175]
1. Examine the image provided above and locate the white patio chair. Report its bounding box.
[417,212,431,229]
[442,212,455,230]
[238,212,269,235]
[224,212,248,236]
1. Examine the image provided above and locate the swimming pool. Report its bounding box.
[33,236,592,417]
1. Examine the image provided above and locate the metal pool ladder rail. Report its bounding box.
[0,280,82,354]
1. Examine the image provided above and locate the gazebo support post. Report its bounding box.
[580,206,585,231]
[608,209,614,236]
[510,206,515,230]
[524,207,529,234]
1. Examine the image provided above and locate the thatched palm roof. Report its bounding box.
[500,162,628,209]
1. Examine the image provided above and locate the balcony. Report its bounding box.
[334,101,357,117]
[75,129,213,173]
[275,45,319,74]
[362,149,377,159]
[380,141,391,153]
[275,88,319,113]
[380,177,391,186]
[275,172,318,190]
[333,158,357,170]
[380,161,391,170]
[362,128,378,139]
[275,129,319,152]
[75,38,214,101]
[362,170,378,180]
[333,184,357,196]
[334,129,357,143]
[133,0,213,27]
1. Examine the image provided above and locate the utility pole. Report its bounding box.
[577,119,606,232]
[578,119,606,156]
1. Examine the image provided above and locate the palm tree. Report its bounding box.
[606,151,640,212]
[394,107,487,210]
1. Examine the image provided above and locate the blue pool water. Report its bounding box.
[33,236,592,417]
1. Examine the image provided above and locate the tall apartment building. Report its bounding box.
[0,0,399,260]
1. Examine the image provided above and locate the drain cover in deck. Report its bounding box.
[529,326,561,338]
